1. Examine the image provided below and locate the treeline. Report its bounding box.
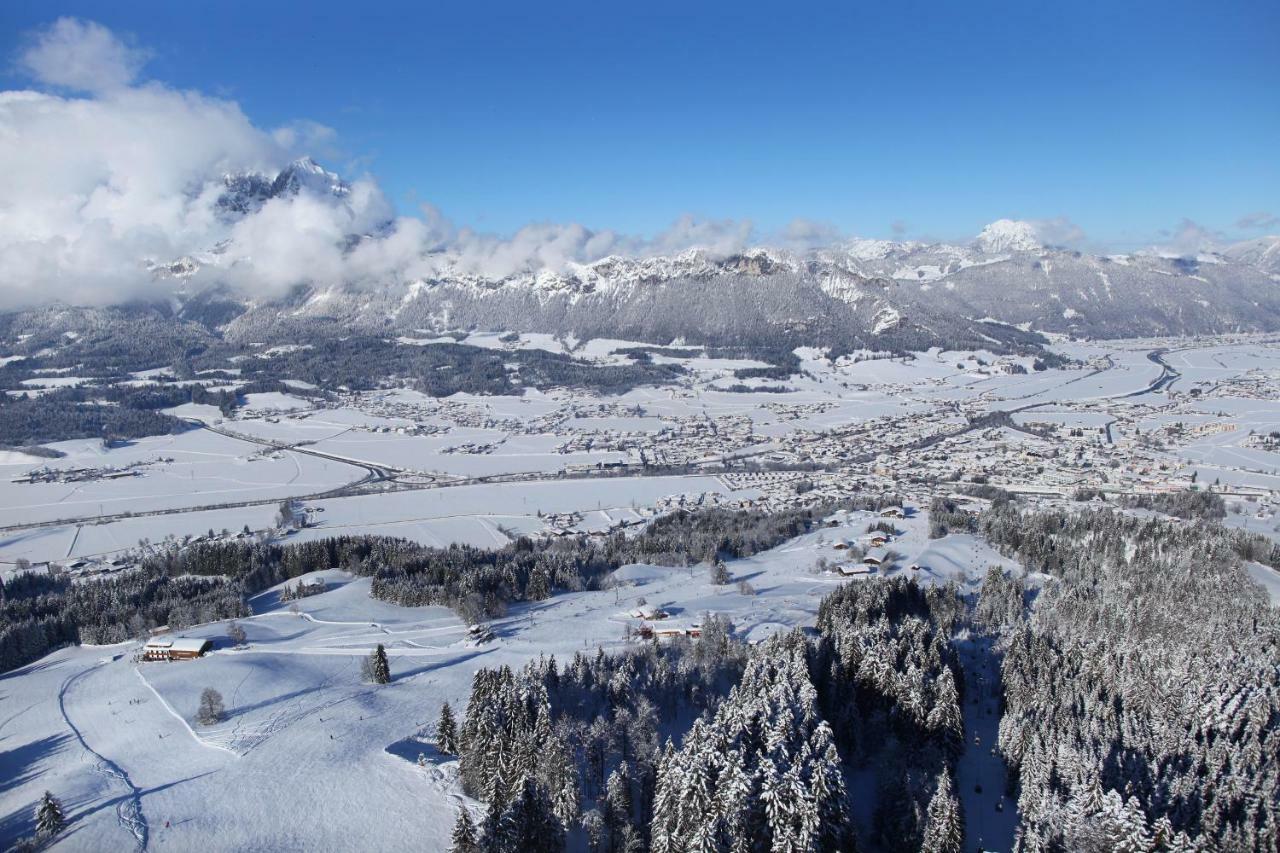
[0,306,222,382]
[0,568,245,671]
[977,503,1280,851]
[928,496,977,538]
[0,500,898,674]
[236,336,687,396]
[0,536,426,673]
[447,575,967,852]
[0,371,341,445]
[1116,487,1227,521]
[0,391,190,446]
[0,381,231,446]
[371,499,898,621]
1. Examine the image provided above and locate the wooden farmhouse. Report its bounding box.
[143,637,213,661]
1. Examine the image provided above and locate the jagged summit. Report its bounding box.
[215,157,350,220]
[270,157,350,200]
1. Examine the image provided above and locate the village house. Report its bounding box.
[862,547,890,567]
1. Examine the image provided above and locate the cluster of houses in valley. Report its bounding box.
[539,511,588,538]
[554,412,760,466]
[442,440,504,455]
[824,507,918,577]
[45,555,134,578]
[630,610,703,642]
[10,462,151,485]
[759,401,836,422]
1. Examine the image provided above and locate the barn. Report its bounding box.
[143,637,212,661]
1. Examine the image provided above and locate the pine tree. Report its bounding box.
[452,808,479,853]
[36,791,65,838]
[437,701,458,754]
[370,644,391,684]
[921,768,962,853]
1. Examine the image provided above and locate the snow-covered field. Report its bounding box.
[0,430,365,528]
[0,505,1023,851]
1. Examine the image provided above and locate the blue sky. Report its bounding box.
[2,0,1278,248]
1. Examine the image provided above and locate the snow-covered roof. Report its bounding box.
[144,636,210,653]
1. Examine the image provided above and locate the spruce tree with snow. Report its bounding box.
[36,791,65,838]
[196,687,225,725]
[926,667,964,761]
[488,776,564,853]
[921,768,962,853]
[604,761,634,841]
[437,701,458,754]
[451,808,479,853]
[547,745,580,830]
[581,809,606,853]
[369,643,391,684]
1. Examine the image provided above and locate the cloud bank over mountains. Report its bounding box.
[0,18,1273,311]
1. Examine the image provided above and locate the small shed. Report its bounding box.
[143,636,212,661]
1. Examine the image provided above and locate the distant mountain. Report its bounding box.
[974,219,1042,254]
[215,157,351,220]
[207,218,1280,352]
[10,153,1280,357]
[1222,235,1280,274]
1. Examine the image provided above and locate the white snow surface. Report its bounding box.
[0,507,1023,850]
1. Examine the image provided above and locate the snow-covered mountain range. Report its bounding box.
[16,158,1280,355]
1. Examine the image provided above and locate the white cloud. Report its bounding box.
[17,18,149,94]
[0,19,784,310]
[0,84,294,307]
[648,215,754,258]
[1029,216,1087,249]
[1236,211,1278,231]
[1159,219,1226,256]
[778,218,842,250]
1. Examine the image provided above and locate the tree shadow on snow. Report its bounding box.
[392,648,495,682]
[0,657,65,684]
[0,733,71,796]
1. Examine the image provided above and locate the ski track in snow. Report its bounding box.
[132,667,238,757]
[956,636,1020,851]
[60,664,149,851]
